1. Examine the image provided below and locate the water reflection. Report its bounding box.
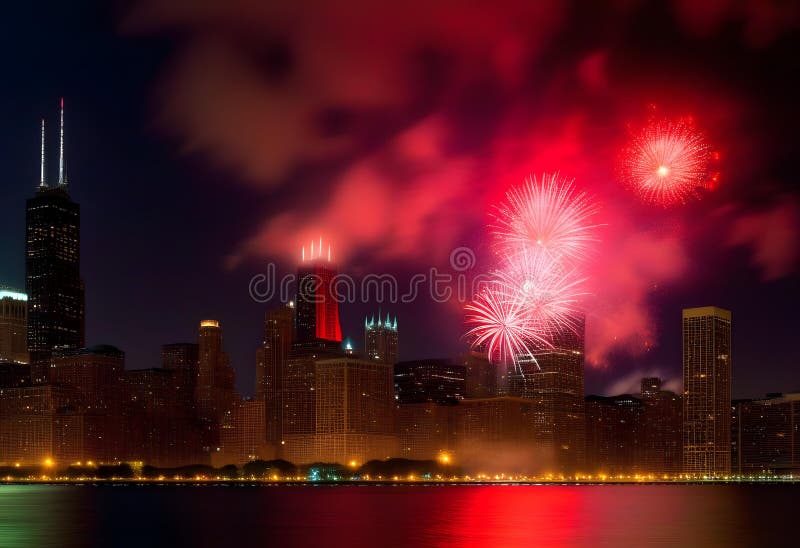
[0,484,793,547]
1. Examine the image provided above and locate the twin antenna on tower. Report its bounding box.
[39,98,67,188]
[302,237,332,262]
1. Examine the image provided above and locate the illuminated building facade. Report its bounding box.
[732,393,800,474]
[394,359,466,404]
[364,312,398,364]
[309,357,397,465]
[0,289,29,364]
[510,315,586,473]
[256,303,294,445]
[195,320,238,454]
[295,239,342,343]
[26,102,84,384]
[219,399,271,466]
[0,384,77,465]
[682,306,732,476]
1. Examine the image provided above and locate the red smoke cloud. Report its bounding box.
[121,0,797,367]
[727,198,800,280]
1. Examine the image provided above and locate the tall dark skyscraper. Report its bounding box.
[26,100,84,384]
[509,315,586,473]
[256,302,294,445]
[364,311,399,364]
[195,320,238,454]
[295,239,342,343]
[683,306,732,476]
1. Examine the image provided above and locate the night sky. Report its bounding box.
[1,1,798,398]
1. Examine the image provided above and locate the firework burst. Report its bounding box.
[619,117,717,206]
[464,283,535,367]
[465,253,586,367]
[490,173,600,265]
[496,251,587,339]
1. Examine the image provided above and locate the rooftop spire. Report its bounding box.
[58,97,66,187]
[39,118,46,187]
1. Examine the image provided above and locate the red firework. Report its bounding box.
[464,253,586,367]
[465,283,534,367]
[490,173,600,265]
[619,117,717,206]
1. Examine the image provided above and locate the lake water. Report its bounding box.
[0,484,796,547]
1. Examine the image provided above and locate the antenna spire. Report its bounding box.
[39,118,47,187]
[58,97,66,186]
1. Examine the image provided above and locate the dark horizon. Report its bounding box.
[1,0,799,400]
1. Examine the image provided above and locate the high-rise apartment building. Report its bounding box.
[640,380,683,474]
[256,303,294,445]
[309,357,397,465]
[364,312,399,365]
[585,395,645,474]
[26,101,84,383]
[682,306,732,476]
[195,320,238,453]
[0,289,28,364]
[732,393,800,474]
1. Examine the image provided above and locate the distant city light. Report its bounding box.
[0,290,27,301]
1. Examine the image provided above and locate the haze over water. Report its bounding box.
[0,484,794,547]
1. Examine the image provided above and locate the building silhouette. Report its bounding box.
[0,289,29,364]
[26,101,84,384]
[682,306,732,476]
[640,379,683,474]
[364,312,399,365]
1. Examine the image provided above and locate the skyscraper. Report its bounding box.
[310,357,398,464]
[161,342,200,412]
[195,320,238,453]
[0,289,29,364]
[295,239,342,343]
[682,306,732,476]
[364,312,399,364]
[26,100,84,383]
[256,302,294,445]
[509,315,586,473]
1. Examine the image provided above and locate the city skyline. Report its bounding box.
[0,2,798,401]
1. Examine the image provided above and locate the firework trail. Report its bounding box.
[490,172,600,265]
[619,117,718,206]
